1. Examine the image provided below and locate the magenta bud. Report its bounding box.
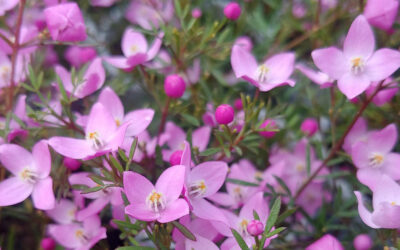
[215,104,234,125]
[234,98,243,110]
[247,220,264,236]
[300,118,319,137]
[169,150,183,166]
[259,119,278,138]
[224,2,241,20]
[353,234,373,250]
[63,157,81,171]
[164,74,186,98]
[192,8,202,18]
[41,237,56,250]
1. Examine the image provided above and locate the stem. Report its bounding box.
[156,97,171,145]
[329,87,336,147]
[5,0,26,112]
[294,80,386,200]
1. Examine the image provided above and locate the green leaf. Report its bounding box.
[89,175,104,186]
[181,113,200,126]
[172,221,196,241]
[55,74,69,101]
[109,155,124,174]
[276,207,297,225]
[253,210,260,221]
[112,220,142,231]
[231,228,250,250]
[118,148,128,162]
[199,147,220,156]
[155,145,163,166]
[128,137,138,164]
[71,184,89,191]
[226,178,259,187]
[273,176,291,196]
[265,197,281,233]
[81,186,103,194]
[264,227,286,238]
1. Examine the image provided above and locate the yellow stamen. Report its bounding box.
[115,119,121,127]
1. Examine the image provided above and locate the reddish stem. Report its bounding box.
[156,97,171,145]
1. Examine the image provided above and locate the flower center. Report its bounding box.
[131,45,138,53]
[351,57,364,75]
[369,153,384,167]
[296,164,305,172]
[254,171,263,181]
[1,65,10,82]
[256,64,269,83]
[238,218,249,236]
[146,190,165,213]
[115,119,121,127]
[233,186,244,202]
[19,168,38,184]
[75,229,89,243]
[391,201,396,206]
[86,131,103,150]
[189,180,207,198]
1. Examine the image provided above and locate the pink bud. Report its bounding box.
[215,104,234,125]
[353,234,372,250]
[234,98,243,110]
[247,220,264,236]
[169,150,183,166]
[224,2,241,20]
[192,8,202,18]
[259,119,278,138]
[300,118,319,136]
[164,74,186,98]
[41,237,56,250]
[63,157,81,171]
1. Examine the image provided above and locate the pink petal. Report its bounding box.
[158,198,189,223]
[32,177,55,210]
[48,224,82,248]
[264,52,295,84]
[85,227,107,249]
[98,87,124,121]
[192,126,211,152]
[0,177,33,206]
[156,165,185,203]
[104,56,131,69]
[54,65,74,93]
[207,192,236,207]
[32,140,51,178]
[343,15,375,59]
[337,72,371,99]
[121,28,148,57]
[85,102,117,141]
[354,191,379,228]
[180,141,192,169]
[125,203,158,221]
[239,192,269,223]
[185,234,219,250]
[146,32,164,61]
[296,64,332,86]
[366,48,400,81]
[191,198,229,224]
[351,141,370,169]
[356,168,382,190]
[311,47,348,79]
[369,123,397,153]
[124,109,155,137]
[75,58,105,98]
[371,202,400,228]
[189,161,228,197]
[231,45,258,79]
[343,117,368,154]
[382,153,400,180]
[46,199,77,224]
[165,122,186,149]
[76,197,110,221]
[306,234,344,250]
[104,121,131,151]
[0,144,33,175]
[123,171,154,204]
[126,53,148,67]
[48,137,95,159]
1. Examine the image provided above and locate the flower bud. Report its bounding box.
[164,74,186,98]
[41,237,56,250]
[169,150,183,166]
[300,118,319,136]
[247,220,264,236]
[224,2,241,20]
[215,104,234,125]
[353,234,372,250]
[259,119,278,138]
[234,98,243,110]
[63,157,81,171]
[192,8,202,18]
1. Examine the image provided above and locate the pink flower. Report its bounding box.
[296,64,333,88]
[48,215,106,250]
[0,51,29,89]
[231,45,295,91]
[355,175,400,228]
[0,141,55,210]
[306,234,344,250]
[366,78,398,106]
[364,0,399,32]
[301,118,319,136]
[352,124,400,189]
[343,118,371,154]
[98,87,154,137]
[55,58,105,99]
[312,15,400,99]
[48,102,130,160]
[124,165,189,223]
[125,0,173,30]
[44,3,87,42]
[46,199,78,224]
[105,28,163,70]
[353,234,373,250]
[224,2,242,20]
[0,0,18,16]
[65,46,97,68]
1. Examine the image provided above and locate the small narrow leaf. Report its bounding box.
[181,113,200,126]
[199,147,220,156]
[112,220,142,231]
[264,227,286,238]
[265,197,281,233]
[109,155,124,174]
[226,178,259,187]
[118,148,128,162]
[81,186,103,194]
[172,221,196,241]
[89,175,104,186]
[253,210,260,221]
[276,207,297,225]
[231,228,250,250]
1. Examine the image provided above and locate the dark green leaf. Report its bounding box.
[226,178,259,187]
[253,210,260,221]
[112,220,142,231]
[199,147,220,156]
[231,228,250,250]
[81,186,103,194]
[172,221,196,241]
[109,155,124,174]
[276,207,297,225]
[181,113,200,126]
[264,227,286,238]
[89,175,104,186]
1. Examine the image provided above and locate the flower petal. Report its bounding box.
[0,177,33,206]
[32,140,51,178]
[123,171,154,205]
[354,191,379,228]
[343,15,375,59]
[46,199,77,224]
[337,72,371,99]
[185,234,219,250]
[366,48,400,81]
[48,137,95,159]
[98,86,124,121]
[0,144,33,175]
[231,45,258,79]
[311,47,348,79]
[158,198,189,223]
[48,223,82,248]
[382,153,400,180]
[156,165,185,203]
[125,203,158,221]
[191,198,228,224]
[76,197,110,221]
[75,58,105,98]
[146,32,164,61]
[32,177,55,210]
[264,52,295,84]
[192,126,211,152]
[104,56,131,69]
[189,161,228,197]
[122,28,148,57]
[85,102,117,140]
[124,109,155,137]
